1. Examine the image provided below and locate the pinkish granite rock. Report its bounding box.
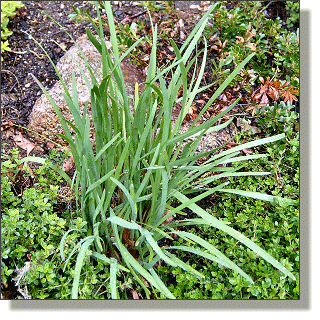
[28,33,146,146]
[28,33,236,152]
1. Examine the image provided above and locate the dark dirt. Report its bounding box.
[2,1,95,127]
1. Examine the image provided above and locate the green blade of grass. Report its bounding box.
[172,190,296,281]
[218,189,298,205]
[172,230,253,284]
[20,156,72,185]
[110,258,119,299]
[147,267,176,299]
[191,53,255,127]
[71,236,95,299]
[219,154,268,164]
[210,134,286,161]
[165,251,205,279]
[139,228,177,268]
[110,177,137,222]
[59,229,85,262]
[157,182,228,227]
[167,245,233,268]
[201,171,271,185]
[91,252,130,272]
[107,216,140,230]
[111,222,169,296]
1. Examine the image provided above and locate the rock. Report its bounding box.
[28,32,236,153]
[28,33,145,146]
[174,118,237,154]
[28,34,101,146]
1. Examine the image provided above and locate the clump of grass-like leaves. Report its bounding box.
[24,1,297,299]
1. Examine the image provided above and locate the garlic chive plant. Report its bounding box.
[24,1,297,299]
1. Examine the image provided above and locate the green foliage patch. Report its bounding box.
[204,1,299,88]
[157,101,299,299]
[1,1,24,61]
[0,148,114,299]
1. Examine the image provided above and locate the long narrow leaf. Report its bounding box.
[71,236,95,299]
[219,189,298,205]
[110,258,119,299]
[172,190,296,280]
[148,267,176,299]
[172,230,253,284]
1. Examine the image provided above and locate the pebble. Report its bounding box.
[60,4,65,10]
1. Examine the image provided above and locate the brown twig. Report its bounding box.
[1,69,24,96]
[126,10,147,20]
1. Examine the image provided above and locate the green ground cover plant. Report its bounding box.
[1,1,299,299]
[0,148,115,299]
[15,1,298,299]
[1,1,24,61]
[204,1,299,89]
[285,1,299,30]
[157,101,299,299]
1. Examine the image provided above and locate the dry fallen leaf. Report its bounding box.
[1,121,13,130]
[245,42,256,51]
[177,18,184,28]
[140,276,150,288]
[242,148,253,155]
[120,16,131,24]
[46,142,55,149]
[131,290,140,299]
[254,77,298,106]
[11,132,44,156]
[161,214,174,226]
[61,155,74,172]
[235,36,244,44]
[236,118,261,135]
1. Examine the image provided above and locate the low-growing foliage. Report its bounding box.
[157,101,299,299]
[1,1,24,61]
[11,1,296,299]
[204,1,299,89]
[138,1,174,14]
[284,1,300,30]
[0,148,115,299]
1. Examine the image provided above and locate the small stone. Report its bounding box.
[60,42,67,50]
[60,3,65,9]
